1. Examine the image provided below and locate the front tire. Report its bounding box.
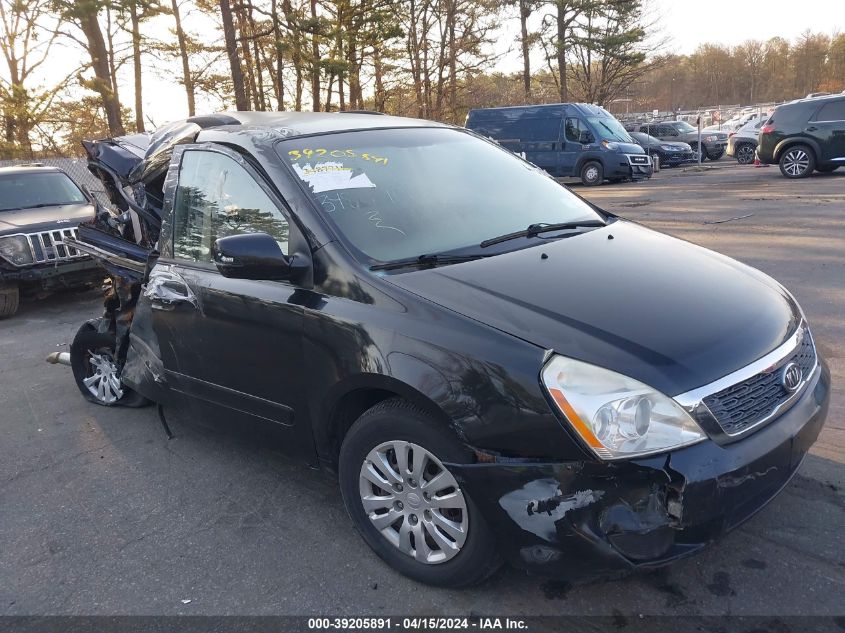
[70,321,149,407]
[779,145,815,178]
[580,161,604,186]
[0,283,19,319]
[339,398,501,587]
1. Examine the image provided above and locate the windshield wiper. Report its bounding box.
[370,253,487,271]
[479,220,606,248]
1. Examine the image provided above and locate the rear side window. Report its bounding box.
[815,100,845,121]
[171,150,289,263]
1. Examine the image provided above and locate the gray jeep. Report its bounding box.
[638,120,728,161]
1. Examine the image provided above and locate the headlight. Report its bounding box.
[704,135,717,142]
[660,145,676,151]
[601,140,618,150]
[541,355,706,460]
[0,235,34,266]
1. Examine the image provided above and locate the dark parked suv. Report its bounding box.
[59,112,829,587]
[758,94,845,177]
[0,165,100,317]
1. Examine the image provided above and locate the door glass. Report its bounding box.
[816,100,845,122]
[172,150,290,263]
[564,118,583,143]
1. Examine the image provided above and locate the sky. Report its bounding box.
[17,0,845,128]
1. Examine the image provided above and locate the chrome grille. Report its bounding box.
[703,332,816,436]
[25,228,87,264]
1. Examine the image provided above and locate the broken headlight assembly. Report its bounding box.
[541,355,706,460]
[0,235,34,266]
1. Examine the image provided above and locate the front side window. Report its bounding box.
[0,171,87,212]
[171,150,289,263]
[565,118,584,143]
[278,127,603,263]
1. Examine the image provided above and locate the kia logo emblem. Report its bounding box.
[781,362,802,392]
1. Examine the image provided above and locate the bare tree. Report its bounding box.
[219,0,248,109]
[53,0,126,135]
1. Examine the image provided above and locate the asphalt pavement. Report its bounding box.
[1,161,843,619]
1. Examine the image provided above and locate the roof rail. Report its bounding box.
[338,110,385,115]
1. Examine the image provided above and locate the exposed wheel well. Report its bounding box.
[324,388,456,471]
[775,141,817,162]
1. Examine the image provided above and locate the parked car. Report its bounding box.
[758,94,845,178]
[58,112,829,587]
[638,120,728,160]
[629,131,695,167]
[0,165,101,318]
[727,117,768,164]
[466,103,652,186]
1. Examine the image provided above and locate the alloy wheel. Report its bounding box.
[82,352,124,404]
[736,145,755,164]
[358,440,468,564]
[783,149,810,176]
[584,166,599,183]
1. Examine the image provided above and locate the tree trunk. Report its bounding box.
[557,0,568,102]
[105,5,122,120]
[171,0,195,116]
[271,0,284,110]
[447,0,457,121]
[220,0,249,110]
[374,48,386,112]
[79,11,125,135]
[519,0,532,102]
[310,0,320,112]
[234,5,258,109]
[130,4,144,132]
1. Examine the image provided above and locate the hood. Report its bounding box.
[657,141,692,151]
[0,203,95,235]
[386,221,798,396]
[613,142,645,154]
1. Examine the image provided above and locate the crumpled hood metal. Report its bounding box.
[386,221,798,396]
[0,203,94,235]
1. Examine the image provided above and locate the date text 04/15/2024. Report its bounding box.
[307,618,529,630]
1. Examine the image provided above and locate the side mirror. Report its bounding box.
[579,130,594,144]
[212,232,301,280]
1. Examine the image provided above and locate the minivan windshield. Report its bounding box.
[278,128,603,263]
[586,117,633,143]
[0,171,87,212]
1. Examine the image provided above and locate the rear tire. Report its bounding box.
[779,145,815,178]
[580,161,604,186]
[735,144,756,165]
[70,321,149,407]
[339,398,501,587]
[0,283,19,319]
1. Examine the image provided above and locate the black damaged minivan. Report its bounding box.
[65,112,829,587]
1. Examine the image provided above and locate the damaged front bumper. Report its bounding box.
[449,361,830,581]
